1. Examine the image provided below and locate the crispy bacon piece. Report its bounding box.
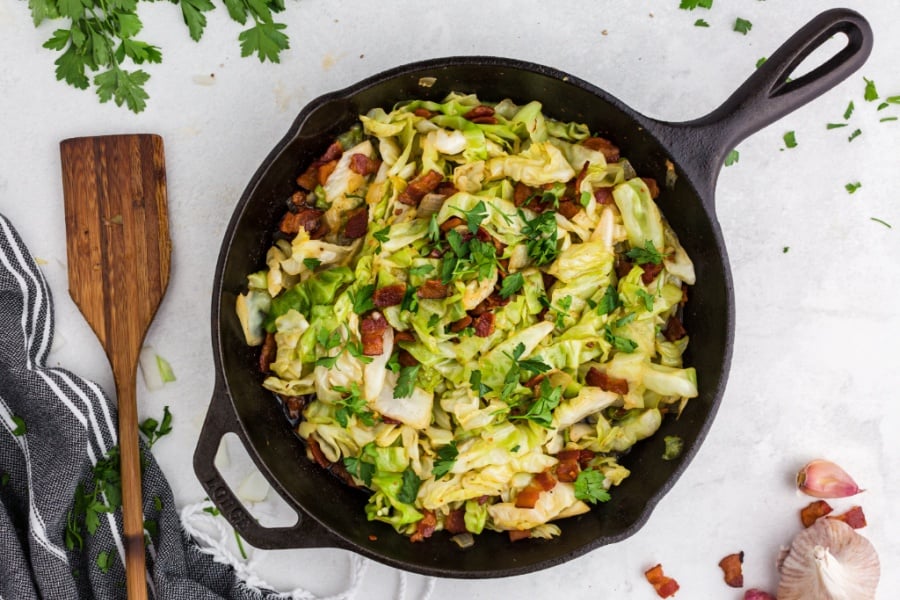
[463,105,495,120]
[556,459,580,483]
[514,181,536,207]
[343,207,368,239]
[435,181,459,196]
[508,529,532,542]
[439,216,466,233]
[394,330,416,343]
[410,510,437,543]
[641,262,664,284]
[585,367,629,395]
[523,372,547,389]
[744,590,777,600]
[317,159,338,186]
[280,395,307,421]
[583,137,620,163]
[515,470,557,508]
[290,190,308,206]
[417,279,451,299]
[329,459,358,488]
[373,283,407,308]
[398,349,419,368]
[534,470,556,490]
[829,505,867,529]
[644,564,680,599]
[615,257,633,279]
[398,170,444,206]
[642,177,660,199]
[381,415,402,425]
[594,187,613,205]
[445,509,467,534]
[296,165,318,191]
[449,315,473,333]
[470,292,510,316]
[259,332,277,373]
[317,141,343,164]
[557,199,580,219]
[574,161,590,197]
[307,437,331,468]
[577,449,595,469]
[471,116,498,125]
[473,312,496,337]
[279,207,324,237]
[800,499,833,528]
[664,315,687,342]
[360,312,388,356]
[413,108,436,118]
[349,153,380,176]
[718,551,744,588]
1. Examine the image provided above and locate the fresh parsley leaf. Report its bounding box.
[636,289,655,312]
[238,22,290,63]
[755,57,767,69]
[848,128,862,142]
[554,295,573,329]
[845,182,862,194]
[234,530,248,559]
[512,379,562,428]
[615,313,636,328]
[499,272,525,299]
[783,131,798,148]
[574,468,610,504]
[880,116,898,123]
[733,18,752,35]
[432,442,458,479]
[180,0,215,41]
[400,285,419,312]
[153,496,163,511]
[0,472,8,486]
[596,285,619,315]
[446,229,467,257]
[333,383,374,427]
[373,226,391,244]
[394,364,421,398]
[317,327,342,350]
[387,352,401,373]
[94,67,150,113]
[346,341,373,364]
[604,326,638,353]
[427,314,441,328]
[343,455,375,486]
[625,240,663,265]
[11,415,26,436]
[427,214,441,244]
[694,18,709,27]
[783,246,790,254]
[520,210,559,266]
[303,257,321,270]
[203,505,221,516]
[315,355,338,368]
[96,550,112,574]
[871,217,892,229]
[844,101,855,120]
[863,77,879,102]
[139,406,172,448]
[679,0,713,9]
[826,123,848,129]
[724,149,739,166]
[470,370,490,396]
[408,264,434,278]
[350,283,376,315]
[462,200,488,233]
[662,435,684,461]
[579,191,592,208]
[398,468,422,504]
[144,518,158,540]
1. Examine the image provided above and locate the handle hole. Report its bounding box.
[212,432,299,528]
[786,31,851,81]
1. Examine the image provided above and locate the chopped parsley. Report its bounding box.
[344,454,375,486]
[662,435,684,461]
[138,406,173,448]
[782,246,790,254]
[460,200,488,233]
[394,364,421,398]
[373,226,391,244]
[470,370,490,396]
[520,210,559,266]
[863,77,879,102]
[783,131,797,148]
[678,0,712,9]
[555,295,573,329]
[427,214,441,244]
[398,468,422,504]
[302,257,321,270]
[871,217,892,229]
[408,264,435,278]
[848,128,862,142]
[845,182,862,194]
[604,326,638,353]
[573,469,611,504]
[755,57,767,69]
[826,123,848,129]
[844,101,855,120]
[596,285,620,315]
[512,379,562,428]
[332,383,374,427]
[346,341,373,364]
[880,116,898,123]
[499,272,525,299]
[432,442,459,479]
[694,18,709,27]
[96,550,112,574]
[66,447,122,552]
[317,328,342,351]
[636,289,655,312]
[350,283,376,315]
[625,240,664,265]
[724,149,739,166]
[11,415,26,436]
[733,18,752,35]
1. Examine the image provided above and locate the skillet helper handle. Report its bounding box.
[654,8,873,195]
[193,379,341,549]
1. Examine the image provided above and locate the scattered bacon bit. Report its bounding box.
[359,312,388,356]
[514,181,536,207]
[594,187,613,204]
[471,116,498,125]
[472,312,496,337]
[445,509,467,534]
[397,349,419,368]
[475,226,492,243]
[435,181,459,196]
[413,108,435,118]
[644,564,680,598]
[523,372,547,389]
[317,141,343,164]
[744,590,776,600]
[449,315,473,333]
[307,437,331,468]
[534,470,557,491]
[557,199,581,219]
[470,292,510,316]
[296,165,319,191]
[410,510,437,543]
[556,459,580,483]
[718,552,744,588]
[577,449,595,469]
[398,170,444,206]
[829,505,867,529]
[381,415,402,425]
[373,283,407,308]
[317,159,338,186]
[574,161,590,197]
[556,450,580,462]
[642,177,661,199]
[394,330,416,343]
[417,279,451,299]
[368,534,378,541]
[680,284,689,306]
[290,190,308,206]
[508,529,532,542]
[585,367,629,395]
[259,332,277,373]
[800,499,833,528]
[583,137,620,162]
[279,207,325,237]
[463,105,495,120]
[329,459,357,487]
[440,216,466,233]
[514,487,541,509]
[664,315,688,342]
[641,262,664,284]
[343,206,368,239]
[615,257,633,279]
[349,153,380,176]
[280,395,307,421]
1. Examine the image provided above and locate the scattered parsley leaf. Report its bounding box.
[661,435,684,461]
[303,257,321,270]
[574,469,611,504]
[499,272,525,299]
[11,415,26,436]
[863,77,879,102]
[694,18,709,27]
[333,383,374,427]
[345,341,373,364]
[554,295,573,329]
[317,327,342,350]
[394,364,421,399]
[845,182,862,194]
[427,214,441,244]
[848,129,862,142]
[387,352,401,373]
[783,246,790,254]
[844,101,855,120]
[470,370,490,396]
[315,355,338,368]
[679,0,713,9]
[783,131,797,148]
[880,116,898,123]
[238,22,290,64]
[398,468,422,504]
[408,264,434,278]
[343,455,375,486]
[826,123,848,129]
[432,442,459,479]
[604,326,638,353]
[625,240,663,265]
[462,200,488,233]
[138,406,172,448]
[153,496,163,511]
[520,210,559,266]
[636,289,655,312]
[755,57,767,69]
[733,18,752,35]
[144,518,158,540]
[877,102,889,111]
[596,285,620,315]
[512,379,562,428]
[1,472,8,486]
[373,226,391,245]
[871,217,892,229]
[724,149,739,166]
[203,505,221,516]
[427,314,441,328]
[234,530,248,559]
[579,191,592,208]
[350,283,376,315]
[96,550,112,574]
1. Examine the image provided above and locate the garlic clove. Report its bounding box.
[797,459,862,499]
[778,519,880,600]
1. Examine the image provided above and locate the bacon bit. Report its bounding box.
[594,187,613,204]
[343,206,368,239]
[514,181,536,207]
[445,509,467,534]
[435,181,459,196]
[397,349,419,368]
[317,141,343,164]
[470,292,510,316]
[307,437,331,468]
[280,395,307,421]
[463,105,495,120]
[557,199,580,219]
[410,510,437,543]
[508,529,532,542]
[534,470,557,491]
[259,332,277,373]
[317,159,338,186]
[583,137,620,162]
[279,207,324,237]
[556,459,580,483]
[644,564,680,598]
[718,551,744,588]
[744,590,777,600]
[641,262,664,284]
[664,315,687,342]
[368,534,378,541]
[642,177,661,199]
[556,450,580,462]
[449,315,473,333]
[470,116,498,125]
[829,505,867,529]
[680,284,689,306]
[800,499,833,528]
[349,153,380,176]
[329,459,358,487]
[413,108,435,118]
[398,169,444,206]
[439,216,466,233]
[417,279,451,299]
[574,161,590,197]
[360,312,388,356]
[296,165,319,191]
[577,449,595,469]
[514,487,541,509]
[472,312,496,337]
[615,257,633,279]
[475,226,492,243]
[394,330,416,343]
[381,415,402,425]
[373,283,407,308]
[585,367,629,395]
[290,190,308,206]
[523,372,547,389]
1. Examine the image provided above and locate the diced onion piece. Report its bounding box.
[139,346,164,391]
[237,470,270,503]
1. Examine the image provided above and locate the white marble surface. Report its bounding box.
[2,0,898,597]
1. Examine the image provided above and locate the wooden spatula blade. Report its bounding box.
[60,134,171,600]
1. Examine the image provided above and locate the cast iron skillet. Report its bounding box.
[194,9,871,578]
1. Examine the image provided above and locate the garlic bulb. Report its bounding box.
[778,519,880,600]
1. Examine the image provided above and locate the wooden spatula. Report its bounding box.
[61,134,171,600]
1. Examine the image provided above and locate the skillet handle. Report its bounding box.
[192,377,347,550]
[652,8,872,200]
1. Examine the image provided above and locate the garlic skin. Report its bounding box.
[797,459,861,499]
[778,519,880,600]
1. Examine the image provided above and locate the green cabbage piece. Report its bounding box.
[612,178,664,250]
[264,266,353,332]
